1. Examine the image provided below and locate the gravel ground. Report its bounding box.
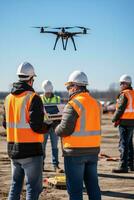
[0,114,134,200]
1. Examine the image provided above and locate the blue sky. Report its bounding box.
[0,0,134,92]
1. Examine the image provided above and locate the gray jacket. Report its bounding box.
[55,89,99,159]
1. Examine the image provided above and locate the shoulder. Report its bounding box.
[120,90,130,99]
[54,94,61,103]
[32,93,43,104]
[117,92,128,105]
[54,94,60,99]
[64,102,77,112]
[63,103,79,120]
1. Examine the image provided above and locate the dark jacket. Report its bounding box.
[112,86,134,127]
[55,88,99,160]
[3,81,49,159]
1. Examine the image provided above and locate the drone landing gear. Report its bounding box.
[53,35,60,50]
[53,36,66,50]
[64,38,68,50]
[64,37,77,51]
[62,38,65,50]
[53,35,77,51]
[70,36,77,51]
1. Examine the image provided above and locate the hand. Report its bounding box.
[51,120,61,129]
[113,120,120,127]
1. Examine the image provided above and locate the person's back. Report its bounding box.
[3,62,48,200]
[5,86,44,159]
[55,70,101,200]
[112,74,134,173]
[62,91,101,155]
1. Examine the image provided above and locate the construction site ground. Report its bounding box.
[0,114,134,200]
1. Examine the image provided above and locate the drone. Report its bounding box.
[33,26,90,50]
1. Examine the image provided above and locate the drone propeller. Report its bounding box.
[75,26,90,30]
[75,26,90,34]
[32,26,49,29]
[32,26,49,33]
[53,27,74,30]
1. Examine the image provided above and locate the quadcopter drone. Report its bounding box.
[33,26,90,50]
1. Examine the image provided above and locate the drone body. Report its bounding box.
[33,26,90,50]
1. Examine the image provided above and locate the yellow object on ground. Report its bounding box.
[44,175,66,188]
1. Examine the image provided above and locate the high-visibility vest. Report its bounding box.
[62,92,101,149]
[4,91,44,143]
[116,89,134,119]
[40,94,60,104]
[40,94,61,121]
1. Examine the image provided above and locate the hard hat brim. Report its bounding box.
[65,82,74,86]
[65,81,88,86]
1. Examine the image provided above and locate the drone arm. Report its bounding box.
[41,31,58,35]
[72,32,83,36]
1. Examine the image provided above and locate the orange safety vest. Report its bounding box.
[4,91,44,143]
[117,89,134,120]
[62,92,101,149]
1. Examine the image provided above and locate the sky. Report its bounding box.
[0,0,134,92]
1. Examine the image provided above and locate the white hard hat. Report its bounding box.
[17,62,36,81]
[42,80,53,93]
[119,74,132,84]
[65,70,88,86]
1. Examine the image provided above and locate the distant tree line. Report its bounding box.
[90,89,119,102]
[0,88,119,102]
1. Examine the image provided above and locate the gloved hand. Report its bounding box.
[51,120,61,129]
[113,120,120,127]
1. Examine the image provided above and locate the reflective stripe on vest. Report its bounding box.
[62,92,101,149]
[124,92,134,112]
[71,99,101,136]
[6,92,32,129]
[119,90,134,120]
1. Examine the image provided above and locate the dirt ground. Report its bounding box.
[0,114,134,200]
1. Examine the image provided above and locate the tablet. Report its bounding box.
[44,104,65,121]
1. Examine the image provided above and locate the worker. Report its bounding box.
[112,74,134,173]
[40,80,63,173]
[55,70,102,200]
[2,62,49,200]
